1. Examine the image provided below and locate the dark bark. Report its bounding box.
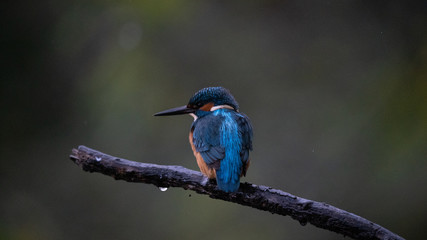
[69,145,404,240]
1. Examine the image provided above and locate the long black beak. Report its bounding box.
[154,105,196,116]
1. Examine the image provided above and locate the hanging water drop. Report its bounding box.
[299,219,308,226]
[159,187,168,192]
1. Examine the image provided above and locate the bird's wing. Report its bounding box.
[192,115,225,169]
[236,113,253,175]
[192,111,253,171]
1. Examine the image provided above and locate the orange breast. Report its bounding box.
[189,131,217,179]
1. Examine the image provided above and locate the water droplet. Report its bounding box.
[299,219,308,226]
[159,187,168,192]
[95,157,102,161]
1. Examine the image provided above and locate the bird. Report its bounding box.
[154,87,253,192]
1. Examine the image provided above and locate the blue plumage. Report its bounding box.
[154,87,253,192]
[192,108,251,192]
[214,109,243,192]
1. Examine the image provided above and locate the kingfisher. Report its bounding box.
[154,87,253,192]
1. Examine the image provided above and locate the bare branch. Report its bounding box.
[70,145,404,240]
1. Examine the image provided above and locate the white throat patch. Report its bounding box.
[189,105,235,122]
[210,105,234,111]
[189,113,198,121]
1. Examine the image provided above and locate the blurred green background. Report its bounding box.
[1,1,426,239]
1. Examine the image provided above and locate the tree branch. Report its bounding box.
[69,145,404,240]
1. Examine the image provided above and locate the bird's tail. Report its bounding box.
[216,155,242,192]
[216,172,240,192]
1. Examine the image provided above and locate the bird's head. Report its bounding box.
[154,87,239,118]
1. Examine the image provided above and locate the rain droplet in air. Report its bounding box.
[159,187,168,192]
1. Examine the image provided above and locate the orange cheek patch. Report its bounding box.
[199,102,214,111]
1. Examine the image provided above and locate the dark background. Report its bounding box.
[1,1,426,239]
